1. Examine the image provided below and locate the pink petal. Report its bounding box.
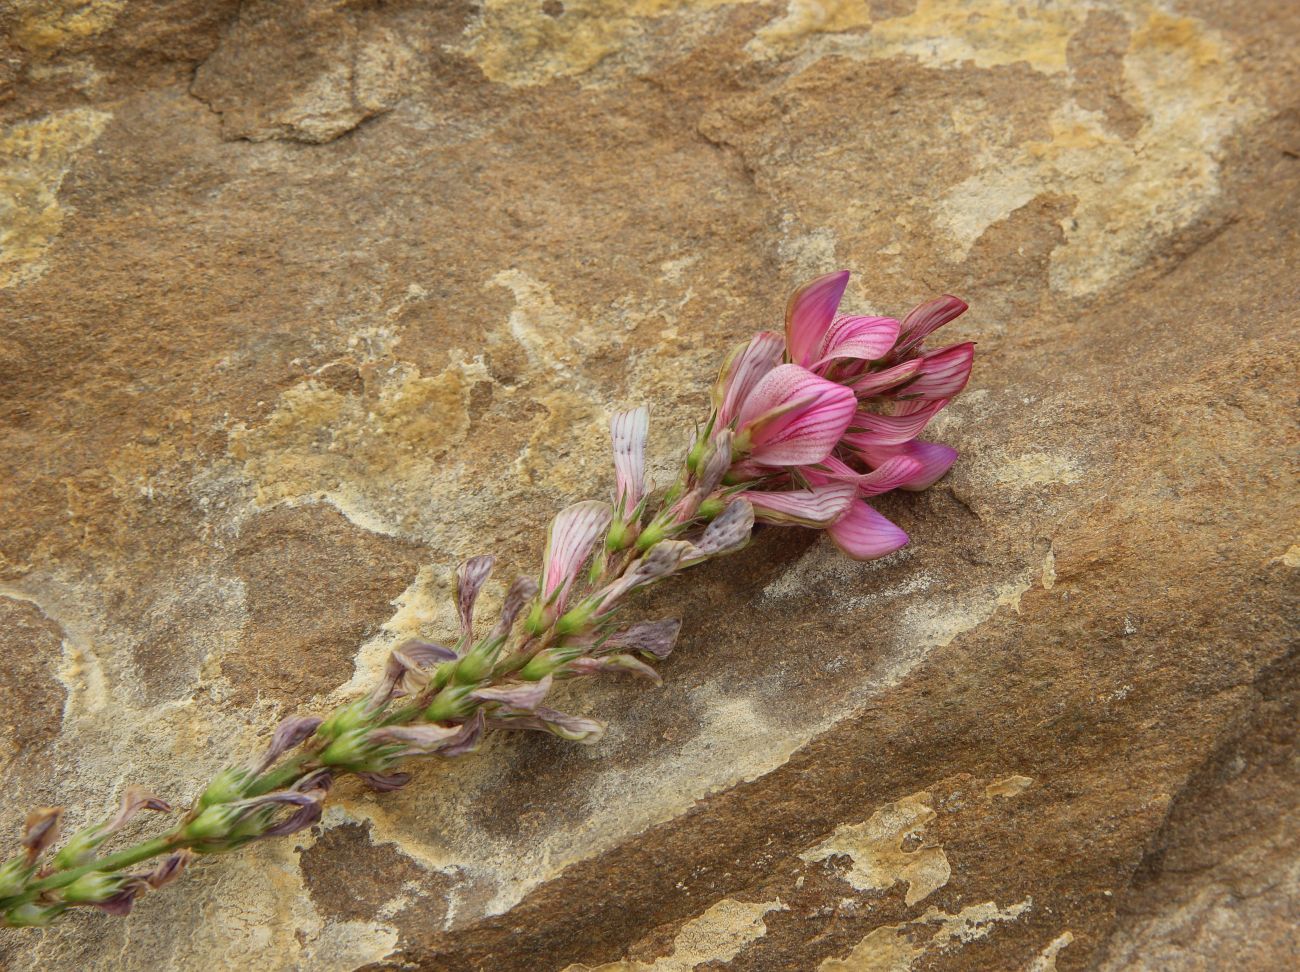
[541,501,612,608]
[740,483,857,527]
[841,399,949,448]
[811,455,924,496]
[813,316,901,368]
[897,343,974,400]
[827,501,910,560]
[854,440,959,491]
[610,407,649,514]
[785,271,850,367]
[895,295,968,356]
[849,358,922,398]
[714,332,783,426]
[738,364,857,466]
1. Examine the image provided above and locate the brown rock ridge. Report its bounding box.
[0,1,1297,969]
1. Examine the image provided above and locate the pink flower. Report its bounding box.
[733,363,857,467]
[713,271,973,560]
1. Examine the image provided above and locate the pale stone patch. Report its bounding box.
[1026,931,1076,971]
[559,896,786,972]
[801,791,951,906]
[819,898,1033,971]
[985,775,1034,800]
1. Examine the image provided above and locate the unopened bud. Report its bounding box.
[686,435,710,475]
[0,856,32,899]
[524,601,552,636]
[20,807,62,864]
[554,599,598,636]
[604,519,629,553]
[317,728,379,769]
[697,497,725,520]
[423,685,474,723]
[634,522,666,551]
[318,698,373,740]
[198,768,252,809]
[518,649,563,681]
[4,902,67,927]
[62,871,128,906]
[182,803,244,842]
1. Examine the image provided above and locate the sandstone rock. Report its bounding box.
[0,1,1296,969]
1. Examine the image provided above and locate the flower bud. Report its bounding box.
[423,685,474,723]
[317,728,383,769]
[697,497,725,520]
[634,521,666,551]
[554,598,598,636]
[524,600,553,636]
[4,901,68,927]
[318,698,374,740]
[0,856,33,899]
[62,871,131,906]
[518,649,564,681]
[182,803,244,842]
[198,768,252,809]
[604,519,629,553]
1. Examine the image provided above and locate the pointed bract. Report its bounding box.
[472,674,552,712]
[492,576,540,640]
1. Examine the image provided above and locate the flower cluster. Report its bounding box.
[0,272,972,929]
[715,270,972,558]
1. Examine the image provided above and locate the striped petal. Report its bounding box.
[848,358,922,398]
[741,483,857,527]
[714,331,784,426]
[842,399,949,448]
[456,555,494,637]
[785,271,850,367]
[895,295,968,356]
[827,501,910,560]
[814,315,901,368]
[602,618,682,659]
[809,455,924,496]
[541,501,612,609]
[896,343,975,400]
[610,407,649,515]
[853,440,959,491]
[738,364,857,466]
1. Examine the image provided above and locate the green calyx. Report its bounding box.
[61,871,125,905]
[4,901,68,927]
[198,768,252,809]
[423,685,474,723]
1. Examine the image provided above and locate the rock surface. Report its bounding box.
[0,1,1297,969]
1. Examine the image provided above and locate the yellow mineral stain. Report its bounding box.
[801,791,951,907]
[12,0,125,54]
[934,5,1258,296]
[228,354,480,537]
[462,0,744,87]
[1277,544,1300,568]
[755,0,1081,74]
[820,898,1033,971]
[560,897,785,971]
[985,775,1033,800]
[0,107,112,289]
